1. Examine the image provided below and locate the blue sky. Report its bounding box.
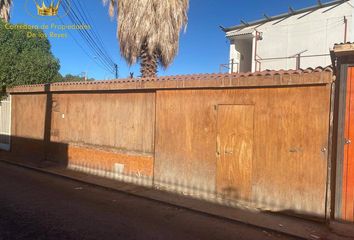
[9,0,334,80]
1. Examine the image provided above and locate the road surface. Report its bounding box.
[0,161,300,240]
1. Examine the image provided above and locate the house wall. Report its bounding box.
[234,39,253,73]
[1,69,334,217]
[229,40,239,72]
[227,1,353,71]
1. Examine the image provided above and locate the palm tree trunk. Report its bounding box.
[140,41,158,78]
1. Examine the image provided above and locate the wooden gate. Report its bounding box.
[216,105,254,201]
[343,67,354,222]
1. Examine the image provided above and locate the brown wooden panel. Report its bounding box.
[154,90,218,194]
[50,92,155,154]
[155,86,330,216]
[6,76,332,218]
[216,105,254,201]
[343,67,354,222]
[12,94,46,140]
[67,145,153,177]
[0,94,48,164]
[251,86,329,217]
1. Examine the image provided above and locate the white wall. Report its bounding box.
[227,1,353,71]
[352,0,354,40]
[236,39,253,72]
[229,36,254,73]
[229,40,240,73]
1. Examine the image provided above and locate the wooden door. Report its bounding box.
[343,67,354,222]
[216,105,254,201]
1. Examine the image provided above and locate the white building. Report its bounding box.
[223,0,354,73]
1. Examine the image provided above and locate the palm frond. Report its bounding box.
[105,0,189,68]
[0,0,12,22]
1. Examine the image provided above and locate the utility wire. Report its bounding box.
[75,0,115,67]
[60,0,115,74]
[69,0,115,66]
[59,17,114,74]
[63,0,114,71]
[56,12,114,74]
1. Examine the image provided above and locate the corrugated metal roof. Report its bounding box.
[228,28,255,37]
[222,0,349,33]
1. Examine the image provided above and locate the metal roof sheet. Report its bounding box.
[222,0,350,32]
[227,28,255,38]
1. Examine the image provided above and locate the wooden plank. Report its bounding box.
[155,86,331,216]
[334,44,354,57]
[325,81,335,221]
[347,67,354,222]
[334,63,348,220]
[12,94,47,139]
[154,90,219,194]
[67,144,154,176]
[216,105,254,201]
[343,67,354,222]
[50,92,155,154]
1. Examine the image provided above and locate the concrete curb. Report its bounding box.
[1,159,349,240]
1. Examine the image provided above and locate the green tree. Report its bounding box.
[62,74,95,82]
[0,20,61,90]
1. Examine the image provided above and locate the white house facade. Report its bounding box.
[223,0,354,73]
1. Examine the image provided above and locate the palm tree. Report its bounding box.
[0,0,11,22]
[103,0,189,78]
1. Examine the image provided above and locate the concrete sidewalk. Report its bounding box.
[1,159,353,240]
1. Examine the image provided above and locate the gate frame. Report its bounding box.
[332,43,354,222]
[333,63,350,220]
[334,63,354,221]
[0,95,11,151]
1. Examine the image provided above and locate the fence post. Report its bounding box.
[230,59,234,73]
[296,54,301,70]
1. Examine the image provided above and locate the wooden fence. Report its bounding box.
[1,67,335,219]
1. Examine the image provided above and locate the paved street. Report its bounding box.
[0,161,299,240]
